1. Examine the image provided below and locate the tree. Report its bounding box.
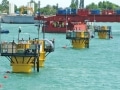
[98,2,103,9]
[1,0,9,13]
[0,4,3,12]
[14,5,19,13]
[75,0,79,9]
[40,5,56,15]
[30,0,34,3]
[86,1,120,10]
[86,2,98,9]
[70,0,77,9]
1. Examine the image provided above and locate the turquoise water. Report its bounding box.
[0,23,120,90]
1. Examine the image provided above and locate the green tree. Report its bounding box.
[0,4,3,12]
[70,0,76,9]
[40,5,56,15]
[30,0,34,3]
[86,1,120,10]
[1,0,9,13]
[14,5,19,13]
[98,2,103,9]
[75,0,79,9]
[86,2,98,9]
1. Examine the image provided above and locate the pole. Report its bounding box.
[0,15,1,55]
[37,1,41,71]
[66,9,68,32]
[38,1,40,41]
[18,27,21,43]
[43,19,45,39]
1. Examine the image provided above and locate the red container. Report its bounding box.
[77,9,89,16]
[102,10,115,15]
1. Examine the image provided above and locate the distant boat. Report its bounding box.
[1,15,35,24]
[0,30,9,34]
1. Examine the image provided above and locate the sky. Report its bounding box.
[1,0,120,8]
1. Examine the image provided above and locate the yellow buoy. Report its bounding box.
[95,26,112,39]
[98,32,107,39]
[66,31,90,49]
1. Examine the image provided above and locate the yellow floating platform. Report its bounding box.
[12,64,33,73]
[98,32,107,39]
[0,38,54,73]
[66,31,90,49]
[72,39,87,48]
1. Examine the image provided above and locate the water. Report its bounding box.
[0,22,120,90]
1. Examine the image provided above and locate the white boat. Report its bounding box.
[1,15,35,24]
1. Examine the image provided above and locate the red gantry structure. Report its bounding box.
[34,9,120,33]
[34,0,120,33]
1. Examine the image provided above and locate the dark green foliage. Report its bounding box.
[86,1,120,10]
[70,0,78,9]
[0,0,9,13]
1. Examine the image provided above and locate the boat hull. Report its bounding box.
[0,30,9,34]
[1,15,35,24]
[42,26,68,33]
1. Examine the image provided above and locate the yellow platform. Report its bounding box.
[72,39,89,48]
[12,64,33,73]
[39,52,45,67]
[68,31,89,49]
[98,32,107,39]
[1,38,54,73]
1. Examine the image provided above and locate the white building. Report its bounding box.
[9,3,15,15]
[27,2,34,15]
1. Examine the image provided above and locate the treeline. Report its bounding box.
[0,0,120,15]
[86,1,120,10]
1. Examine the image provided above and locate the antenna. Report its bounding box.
[37,1,40,40]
